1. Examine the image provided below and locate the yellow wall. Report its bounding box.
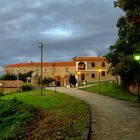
[4,58,115,86]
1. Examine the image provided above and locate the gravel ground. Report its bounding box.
[47,87,140,140]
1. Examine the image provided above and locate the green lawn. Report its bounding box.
[0,98,34,140]
[1,90,88,140]
[81,83,138,102]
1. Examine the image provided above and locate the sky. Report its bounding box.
[0,0,123,75]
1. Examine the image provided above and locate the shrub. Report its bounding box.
[21,84,33,91]
[0,98,34,139]
[69,74,77,87]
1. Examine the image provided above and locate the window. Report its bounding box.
[65,68,69,73]
[78,62,86,70]
[91,73,95,78]
[44,68,47,73]
[91,62,95,67]
[102,62,105,67]
[6,70,10,74]
[53,68,56,73]
[102,71,105,76]
[81,74,85,80]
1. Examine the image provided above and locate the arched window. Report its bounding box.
[81,74,85,80]
[102,62,105,67]
[78,62,86,70]
[91,62,95,67]
[102,71,105,76]
[91,73,95,78]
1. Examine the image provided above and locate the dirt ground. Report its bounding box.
[24,109,72,140]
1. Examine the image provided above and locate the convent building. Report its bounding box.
[4,57,115,87]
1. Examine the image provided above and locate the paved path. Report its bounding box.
[47,87,140,140]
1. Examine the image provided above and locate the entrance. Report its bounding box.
[56,81,61,87]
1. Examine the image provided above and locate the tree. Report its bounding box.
[19,71,33,82]
[106,0,140,88]
[69,74,77,87]
[0,74,17,80]
[38,77,54,86]
[0,71,33,83]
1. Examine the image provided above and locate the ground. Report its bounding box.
[47,87,140,140]
[24,109,75,140]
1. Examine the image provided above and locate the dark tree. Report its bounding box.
[106,0,140,88]
[0,74,17,80]
[19,71,33,82]
[0,71,33,83]
[38,77,54,86]
[69,74,77,87]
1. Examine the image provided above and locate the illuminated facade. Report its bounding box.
[4,57,115,86]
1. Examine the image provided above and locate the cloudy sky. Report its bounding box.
[0,0,123,74]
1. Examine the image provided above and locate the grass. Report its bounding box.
[81,82,138,102]
[0,98,34,140]
[1,90,88,140]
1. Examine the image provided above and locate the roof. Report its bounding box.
[4,57,107,68]
[72,57,107,61]
[4,62,76,68]
[0,80,24,88]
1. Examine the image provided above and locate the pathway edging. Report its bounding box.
[81,105,91,140]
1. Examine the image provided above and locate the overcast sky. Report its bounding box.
[0,0,123,74]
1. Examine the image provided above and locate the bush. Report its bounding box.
[0,98,34,139]
[69,75,77,87]
[21,84,33,91]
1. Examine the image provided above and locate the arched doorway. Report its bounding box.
[56,81,61,86]
[54,75,62,87]
[81,74,85,81]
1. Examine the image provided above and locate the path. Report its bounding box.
[47,87,140,140]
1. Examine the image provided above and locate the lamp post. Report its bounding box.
[98,69,102,94]
[134,54,140,101]
[52,63,56,92]
[17,69,20,90]
[77,71,81,87]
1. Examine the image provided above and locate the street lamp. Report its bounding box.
[98,69,102,94]
[17,69,20,90]
[134,54,140,101]
[77,71,81,87]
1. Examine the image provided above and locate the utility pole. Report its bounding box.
[39,42,44,95]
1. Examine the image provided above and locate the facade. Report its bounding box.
[0,80,24,94]
[4,57,115,87]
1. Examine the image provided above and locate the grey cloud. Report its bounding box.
[0,0,122,75]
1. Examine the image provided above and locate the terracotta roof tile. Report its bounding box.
[72,57,107,61]
[0,80,24,88]
[4,62,76,67]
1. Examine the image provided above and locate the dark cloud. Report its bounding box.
[0,0,122,74]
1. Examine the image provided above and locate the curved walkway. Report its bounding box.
[47,87,140,140]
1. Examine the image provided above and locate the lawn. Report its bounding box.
[1,90,88,140]
[81,82,138,102]
[0,98,34,140]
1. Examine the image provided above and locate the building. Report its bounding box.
[4,57,115,87]
[0,80,24,94]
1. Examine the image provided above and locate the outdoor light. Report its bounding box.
[98,67,102,72]
[134,54,140,101]
[77,71,81,75]
[134,55,140,61]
